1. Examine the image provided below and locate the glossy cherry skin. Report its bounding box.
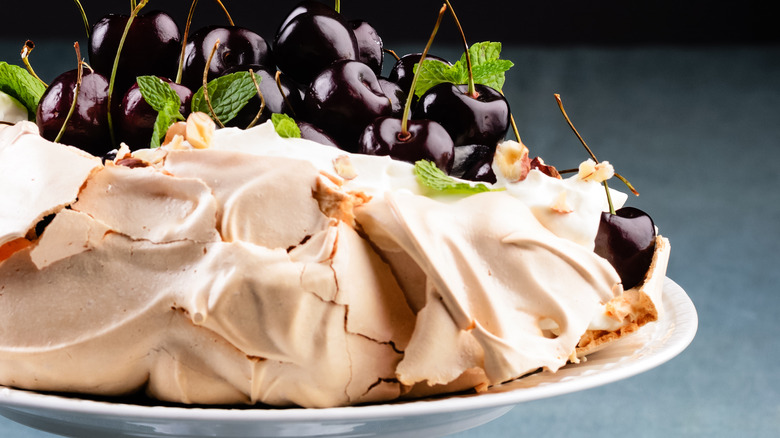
[273,1,358,84]
[303,60,392,152]
[377,78,405,119]
[414,83,510,149]
[181,26,274,93]
[116,78,192,150]
[221,65,303,129]
[461,157,497,183]
[350,19,383,75]
[36,69,112,156]
[89,10,181,94]
[594,207,657,290]
[298,121,340,148]
[359,117,454,172]
[451,144,496,182]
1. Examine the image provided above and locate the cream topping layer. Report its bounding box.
[0,121,658,407]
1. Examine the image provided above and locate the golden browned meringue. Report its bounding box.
[0,120,668,407]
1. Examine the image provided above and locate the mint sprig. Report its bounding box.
[413,41,513,98]
[136,75,185,148]
[0,62,46,120]
[190,71,263,126]
[414,160,501,195]
[271,113,301,138]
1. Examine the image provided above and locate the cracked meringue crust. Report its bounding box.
[0,121,668,407]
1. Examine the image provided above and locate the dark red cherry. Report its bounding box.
[88,10,181,95]
[36,69,111,156]
[460,156,496,183]
[377,78,406,119]
[273,1,359,84]
[220,65,303,128]
[350,19,383,75]
[594,207,657,290]
[298,121,340,148]
[414,82,510,149]
[302,60,392,152]
[116,78,192,150]
[181,25,274,92]
[451,144,494,179]
[275,0,329,34]
[359,117,454,173]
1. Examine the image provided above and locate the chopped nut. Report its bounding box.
[185,112,216,149]
[333,155,358,180]
[132,147,167,166]
[578,159,614,183]
[163,121,187,146]
[494,140,530,182]
[313,176,371,226]
[530,156,561,179]
[550,191,574,214]
[165,134,186,150]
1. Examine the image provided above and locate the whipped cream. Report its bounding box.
[0,91,27,125]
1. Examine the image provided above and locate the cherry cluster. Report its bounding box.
[34,0,508,184]
[30,0,657,290]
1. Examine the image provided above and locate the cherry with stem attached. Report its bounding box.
[413,0,510,149]
[175,0,236,85]
[359,4,454,172]
[554,94,655,289]
[105,0,149,148]
[54,43,84,143]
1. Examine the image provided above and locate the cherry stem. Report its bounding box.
[400,3,447,136]
[245,69,266,129]
[72,0,90,38]
[554,93,616,214]
[603,181,615,215]
[20,40,47,88]
[498,90,522,142]
[176,0,200,85]
[443,0,476,97]
[553,94,640,197]
[108,0,148,148]
[384,48,400,62]
[335,0,341,14]
[55,42,83,144]
[554,94,597,162]
[275,70,297,118]
[203,39,225,128]
[213,0,234,26]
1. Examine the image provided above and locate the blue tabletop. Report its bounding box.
[1,42,778,437]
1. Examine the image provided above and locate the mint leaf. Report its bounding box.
[135,76,184,148]
[191,71,262,125]
[150,105,183,148]
[136,75,181,112]
[412,41,513,99]
[0,62,46,120]
[467,41,502,65]
[414,160,500,195]
[413,59,464,98]
[472,59,514,91]
[271,113,301,138]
